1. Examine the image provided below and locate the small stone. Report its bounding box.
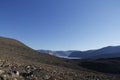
[0,70,5,75]
[14,78,17,80]
[44,75,51,79]
[12,71,20,76]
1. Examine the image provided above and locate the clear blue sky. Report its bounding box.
[0,0,120,51]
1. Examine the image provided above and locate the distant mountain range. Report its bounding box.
[37,46,120,59]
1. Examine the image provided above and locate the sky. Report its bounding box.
[0,0,120,51]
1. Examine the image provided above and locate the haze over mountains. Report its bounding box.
[37,50,74,58]
[38,46,120,59]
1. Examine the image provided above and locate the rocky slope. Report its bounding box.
[0,36,119,80]
[0,60,119,80]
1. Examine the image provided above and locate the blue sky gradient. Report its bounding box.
[0,0,120,50]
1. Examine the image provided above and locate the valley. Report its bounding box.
[0,37,119,80]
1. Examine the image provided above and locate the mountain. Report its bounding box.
[38,46,120,59]
[69,46,120,59]
[0,37,82,80]
[0,36,119,80]
[0,36,77,68]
